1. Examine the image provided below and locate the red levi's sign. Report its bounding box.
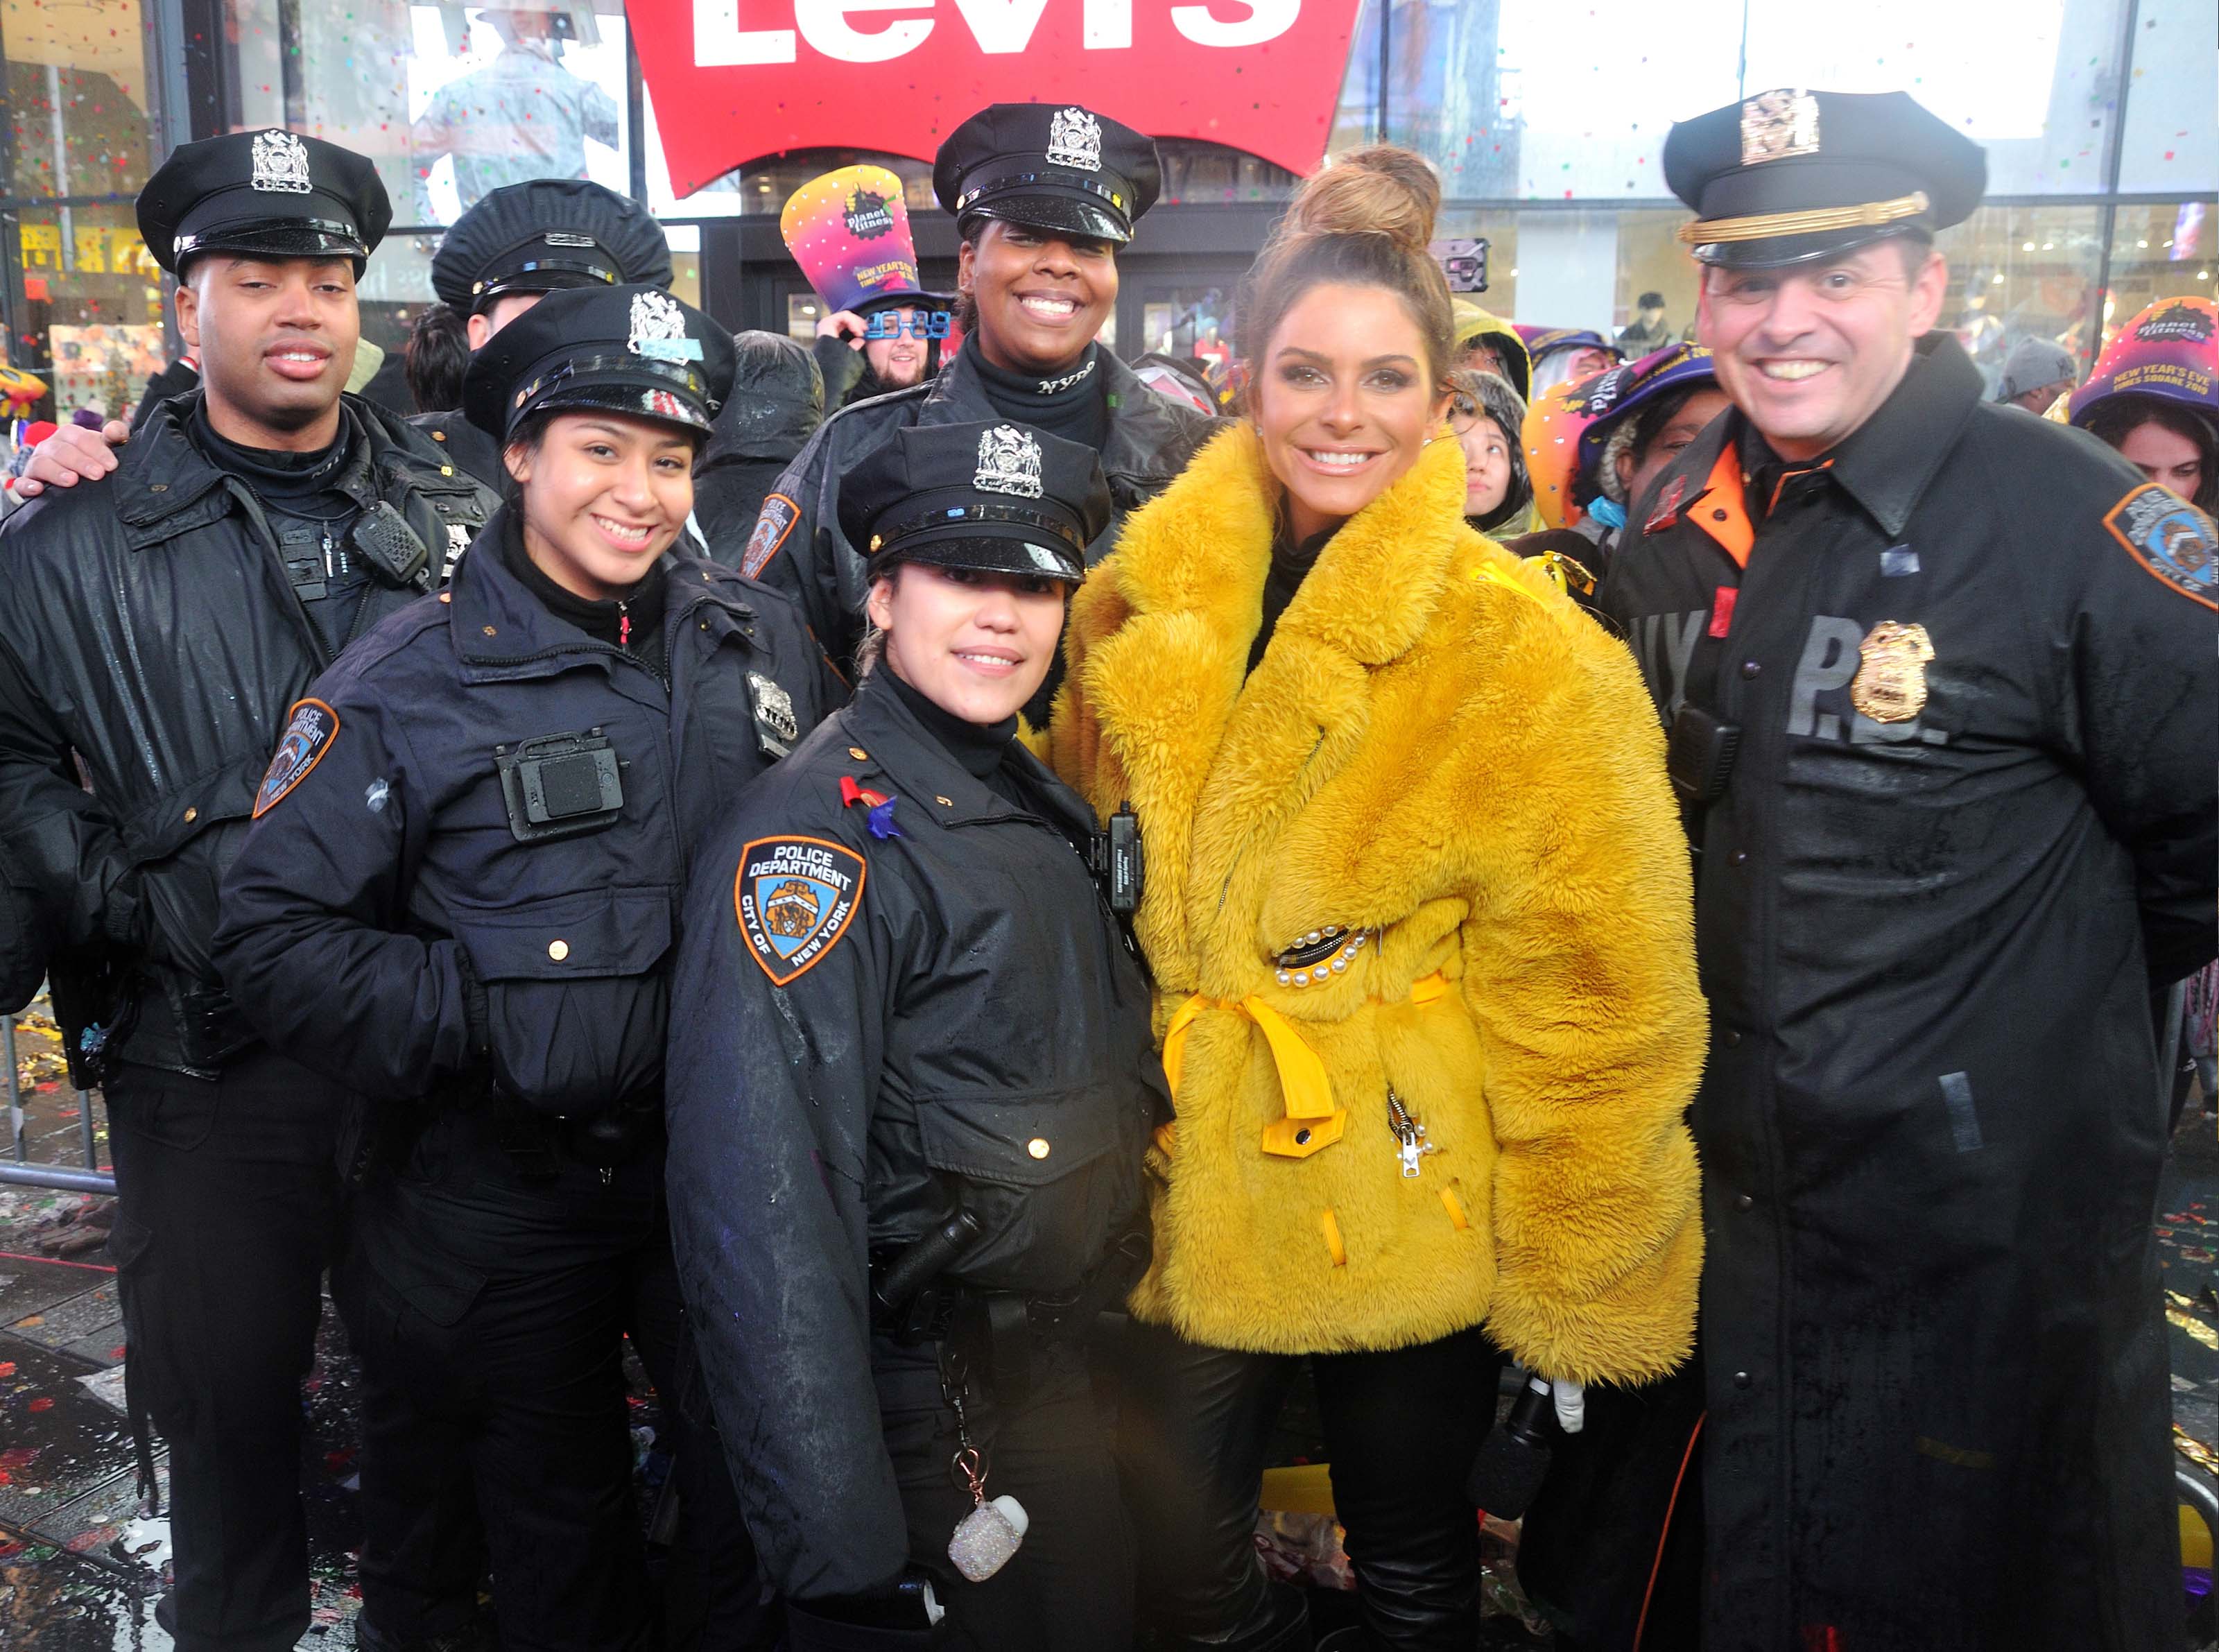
[625,0,1363,196]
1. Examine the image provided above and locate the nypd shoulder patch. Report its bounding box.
[741,493,800,579]
[2104,483,2217,612]
[254,698,339,818]
[734,834,866,986]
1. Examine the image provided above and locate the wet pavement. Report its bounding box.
[4,1047,2216,1649]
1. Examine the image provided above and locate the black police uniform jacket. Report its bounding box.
[664,669,1159,1601]
[0,391,492,1071]
[411,408,505,494]
[1594,332,2218,1651]
[742,342,1217,665]
[211,504,836,1112]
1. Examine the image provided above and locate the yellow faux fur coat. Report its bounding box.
[1048,424,1705,1384]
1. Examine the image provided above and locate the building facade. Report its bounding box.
[1,0,2212,420]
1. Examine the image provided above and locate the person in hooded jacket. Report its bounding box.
[1508,343,1725,606]
[1450,298,1529,402]
[691,329,825,553]
[666,419,1157,1652]
[743,103,1217,712]
[212,284,836,1652]
[1446,367,1535,537]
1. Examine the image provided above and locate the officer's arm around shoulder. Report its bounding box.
[1453,549,1707,1386]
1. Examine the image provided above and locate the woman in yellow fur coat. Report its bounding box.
[1048,148,1706,1652]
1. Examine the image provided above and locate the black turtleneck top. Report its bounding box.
[192,400,354,507]
[1247,521,1340,673]
[964,334,1108,451]
[879,662,1026,809]
[502,511,671,687]
[192,400,371,654]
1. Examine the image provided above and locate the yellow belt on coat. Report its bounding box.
[1157,973,1451,1160]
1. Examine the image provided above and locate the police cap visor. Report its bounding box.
[964,193,1130,247]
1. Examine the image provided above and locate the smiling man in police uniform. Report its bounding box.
[1595,88,2218,1650]
[16,178,675,504]
[0,128,492,1652]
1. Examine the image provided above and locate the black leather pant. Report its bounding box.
[1119,1320,1501,1651]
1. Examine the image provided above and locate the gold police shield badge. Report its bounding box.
[1850,620,1934,723]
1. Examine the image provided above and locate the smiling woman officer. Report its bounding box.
[666,420,1159,1652]
[742,102,1218,707]
[211,282,835,1652]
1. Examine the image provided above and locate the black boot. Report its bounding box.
[352,1616,495,1652]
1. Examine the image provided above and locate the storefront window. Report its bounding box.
[646,94,935,220]
[1156,141,1297,206]
[1141,284,1237,363]
[1,0,2209,410]
[1432,208,1700,345]
[295,2,631,232]
[1933,203,2103,393]
[2117,0,2218,193]
[8,202,165,420]
[1743,0,2130,195]
[2100,200,2213,350]
[1372,0,1741,198]
[1,0,158,200]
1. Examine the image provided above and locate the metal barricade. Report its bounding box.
[0,1006,115,1194]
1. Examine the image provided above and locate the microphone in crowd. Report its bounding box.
[1466,1372,1559,1520]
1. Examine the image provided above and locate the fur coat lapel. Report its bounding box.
[1058,424,1473,1001]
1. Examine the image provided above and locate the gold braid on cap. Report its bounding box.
[1678,191,1930,246]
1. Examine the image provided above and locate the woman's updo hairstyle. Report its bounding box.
[1239,145,1456,391]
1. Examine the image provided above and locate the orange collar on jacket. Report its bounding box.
[1688,445,1754,568]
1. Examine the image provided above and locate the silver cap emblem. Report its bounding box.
[1046,107,1104,173]
[975,425,1044,499]
[628,290,702,362]
[250,130,313,195]
[1739,89,1821,166]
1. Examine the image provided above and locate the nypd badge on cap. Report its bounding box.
[138,129,392,275]
[839,420,1111,584]
[1664,88,1986,268]
[932,103,1163,246]
[463,282,736,440]
[430,179,673,313]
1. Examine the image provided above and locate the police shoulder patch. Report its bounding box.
[2104,483,2217,612]
[254,698,339,818]
[734,834,866,986]
[741,493,800,579]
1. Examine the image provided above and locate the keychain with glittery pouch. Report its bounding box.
[942,1361,1028,1581]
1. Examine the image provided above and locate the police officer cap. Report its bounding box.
[933,103,1162,246]
[139,129,391,275]
[839,421,1111,585]
[431,179,673,314]
[1664,89,1985,269]
[463,282,734,442]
